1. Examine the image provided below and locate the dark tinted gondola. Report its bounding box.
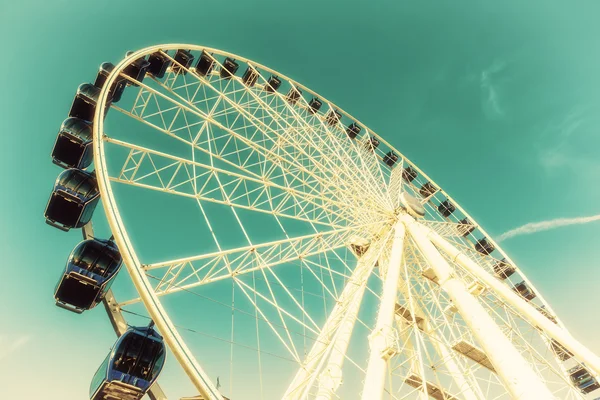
[220,57,239,79]
[493,258,515,279]
[346,123,361,139]
[173,49,194,75]
[147,52,172,79]
[54,238,122,313]
[51,118,93,170]
[325,110,341,126]
[419,182,437,198]
[242,66,259,87]
[44,169,100,232]
[550,339,571,360]
[286,87,302,105]
[438,199,455,217]
[513,281,535,300]
[402,166,417,183]
[123,52,150,87]
[94,63,126,103]
[568,365,600,394]
[474,238,495,255]
[383,152,398,167]
[458,218,475,237]
[264,76,281,92]
[195,51,214,77]
[308,98,322,114]
[69,83,105,122]
[537,305,558,324]
[365,136,380,152]
[90,324,166,400]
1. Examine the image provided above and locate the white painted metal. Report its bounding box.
[283,230,389,399]
[361,221,406,400]
[314,235,391,400]
[395,274,482,400]
[93,50,223,400]
[402,215,556,399]
[427,227,600,377]
[85,43,598,400]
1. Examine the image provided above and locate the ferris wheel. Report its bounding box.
[44,44,600,400]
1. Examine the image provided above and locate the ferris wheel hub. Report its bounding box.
[398,192,425,218]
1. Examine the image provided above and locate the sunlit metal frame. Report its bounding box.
[92,44,600,400]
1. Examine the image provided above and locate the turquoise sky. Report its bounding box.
[1,0,599,399]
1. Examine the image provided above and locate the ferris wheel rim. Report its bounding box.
[91,43,573,398]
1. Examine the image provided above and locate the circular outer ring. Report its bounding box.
[93,44,565,398]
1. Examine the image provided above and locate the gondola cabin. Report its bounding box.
[173,49,194,75]
[550,339,572,361]
[308,98,322,114]
[365,136,380,152]
[286,87,302,105]
[493,258,515,279]
[474,238,495,255]
[220,57,239,79]
[438,200,455,217]
[346,123,361,139]
[402,166,417,183]
[89,324,166,400]
[513,281,536,301]
[94,62,126,103]
[123,52,150,87]
[147,52,172,79]
[55,238,122,313]
[325,109,341,126]
[419,182,437,199]
[69,83,106,123]
[242,66,259,87]
[44,169,100,232]
[537,305,558,324]
[51,118,93,170]
[458,218,475,237]
[265,75,281,92]
[383,152,398,167]
[195,51,214,77]
[568,365,600,394]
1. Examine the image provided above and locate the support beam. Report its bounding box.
[395,280,482,400]
[402,216,555,400]
[362,221,407,400]
[315,269,368,400]
[394,314,428,400]
[83,224,168,400]
[426,227,600,378]
[282,231,388,399]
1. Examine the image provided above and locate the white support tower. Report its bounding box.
[402,215,555,399]
[362,222,407,400]
[76,43,600,400]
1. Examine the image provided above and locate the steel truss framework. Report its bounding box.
[88,44,600,400]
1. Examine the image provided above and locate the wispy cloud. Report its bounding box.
[480,60,507,119]
[536,105,600,179]
[498,214,600,242]
[0,335,32,361]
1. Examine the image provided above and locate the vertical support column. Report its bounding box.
[361,221,407,400]
[402,215,555,400]
[315,278,367,400]
[426,227,600,377]
[283,231,386,399]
